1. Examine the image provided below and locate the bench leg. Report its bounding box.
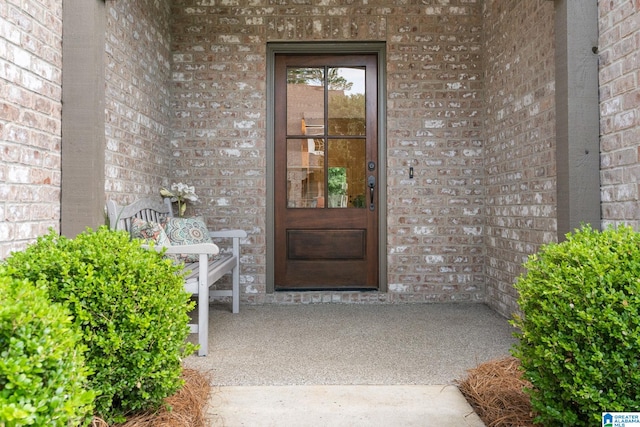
[198,261,209,356]
[232,264,240,314]
[231,237,241,314]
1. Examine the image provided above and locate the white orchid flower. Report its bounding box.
[160,183,199,217]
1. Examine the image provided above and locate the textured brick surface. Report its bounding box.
[0,0,63,258]
[104,0,173,203]
[483,0,557,317]
[599,0,640,230]
[1,0,639,318]
[170,0,487,305]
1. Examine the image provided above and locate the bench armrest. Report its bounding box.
[209,229,248,239]
[208,229,246,262]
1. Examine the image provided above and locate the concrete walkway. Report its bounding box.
[207,385,484,426]
[184,303,516,426]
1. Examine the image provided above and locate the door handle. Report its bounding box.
[368,175,375,211]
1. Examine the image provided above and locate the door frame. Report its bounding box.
[266,42,387,294]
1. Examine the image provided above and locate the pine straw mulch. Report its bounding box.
[91,368,211,427]
[457,357,538,427]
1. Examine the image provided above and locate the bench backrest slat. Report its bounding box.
[106,198,173,232]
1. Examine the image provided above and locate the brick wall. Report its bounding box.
[599,0,640,229]
[170,0,487,303]
[104,0,173,203]
[3,0,636,316]
[0,0,63,258]
[385,4,485,303]
[483,0,557,317]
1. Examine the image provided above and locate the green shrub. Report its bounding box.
[0,270,94,426]
[3,227,196,423]
[512,225,640,426]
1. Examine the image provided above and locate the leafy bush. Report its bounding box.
[0,270,94,426]
[3,227,196,423]
[512,225,640,426]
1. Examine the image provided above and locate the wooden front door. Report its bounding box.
[274,53,379,290]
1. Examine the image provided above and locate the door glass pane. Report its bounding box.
[287,138,325,208]
[287,67,325,136]
[327,139,366,208]
[285,66,366,209]
[328,67,365,136]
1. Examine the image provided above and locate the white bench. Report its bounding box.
[106,198,246,356]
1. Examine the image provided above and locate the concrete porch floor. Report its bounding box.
[183,303,517,426]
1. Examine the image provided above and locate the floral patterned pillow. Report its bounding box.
[130,217,171,247]
[161,216,214,263]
